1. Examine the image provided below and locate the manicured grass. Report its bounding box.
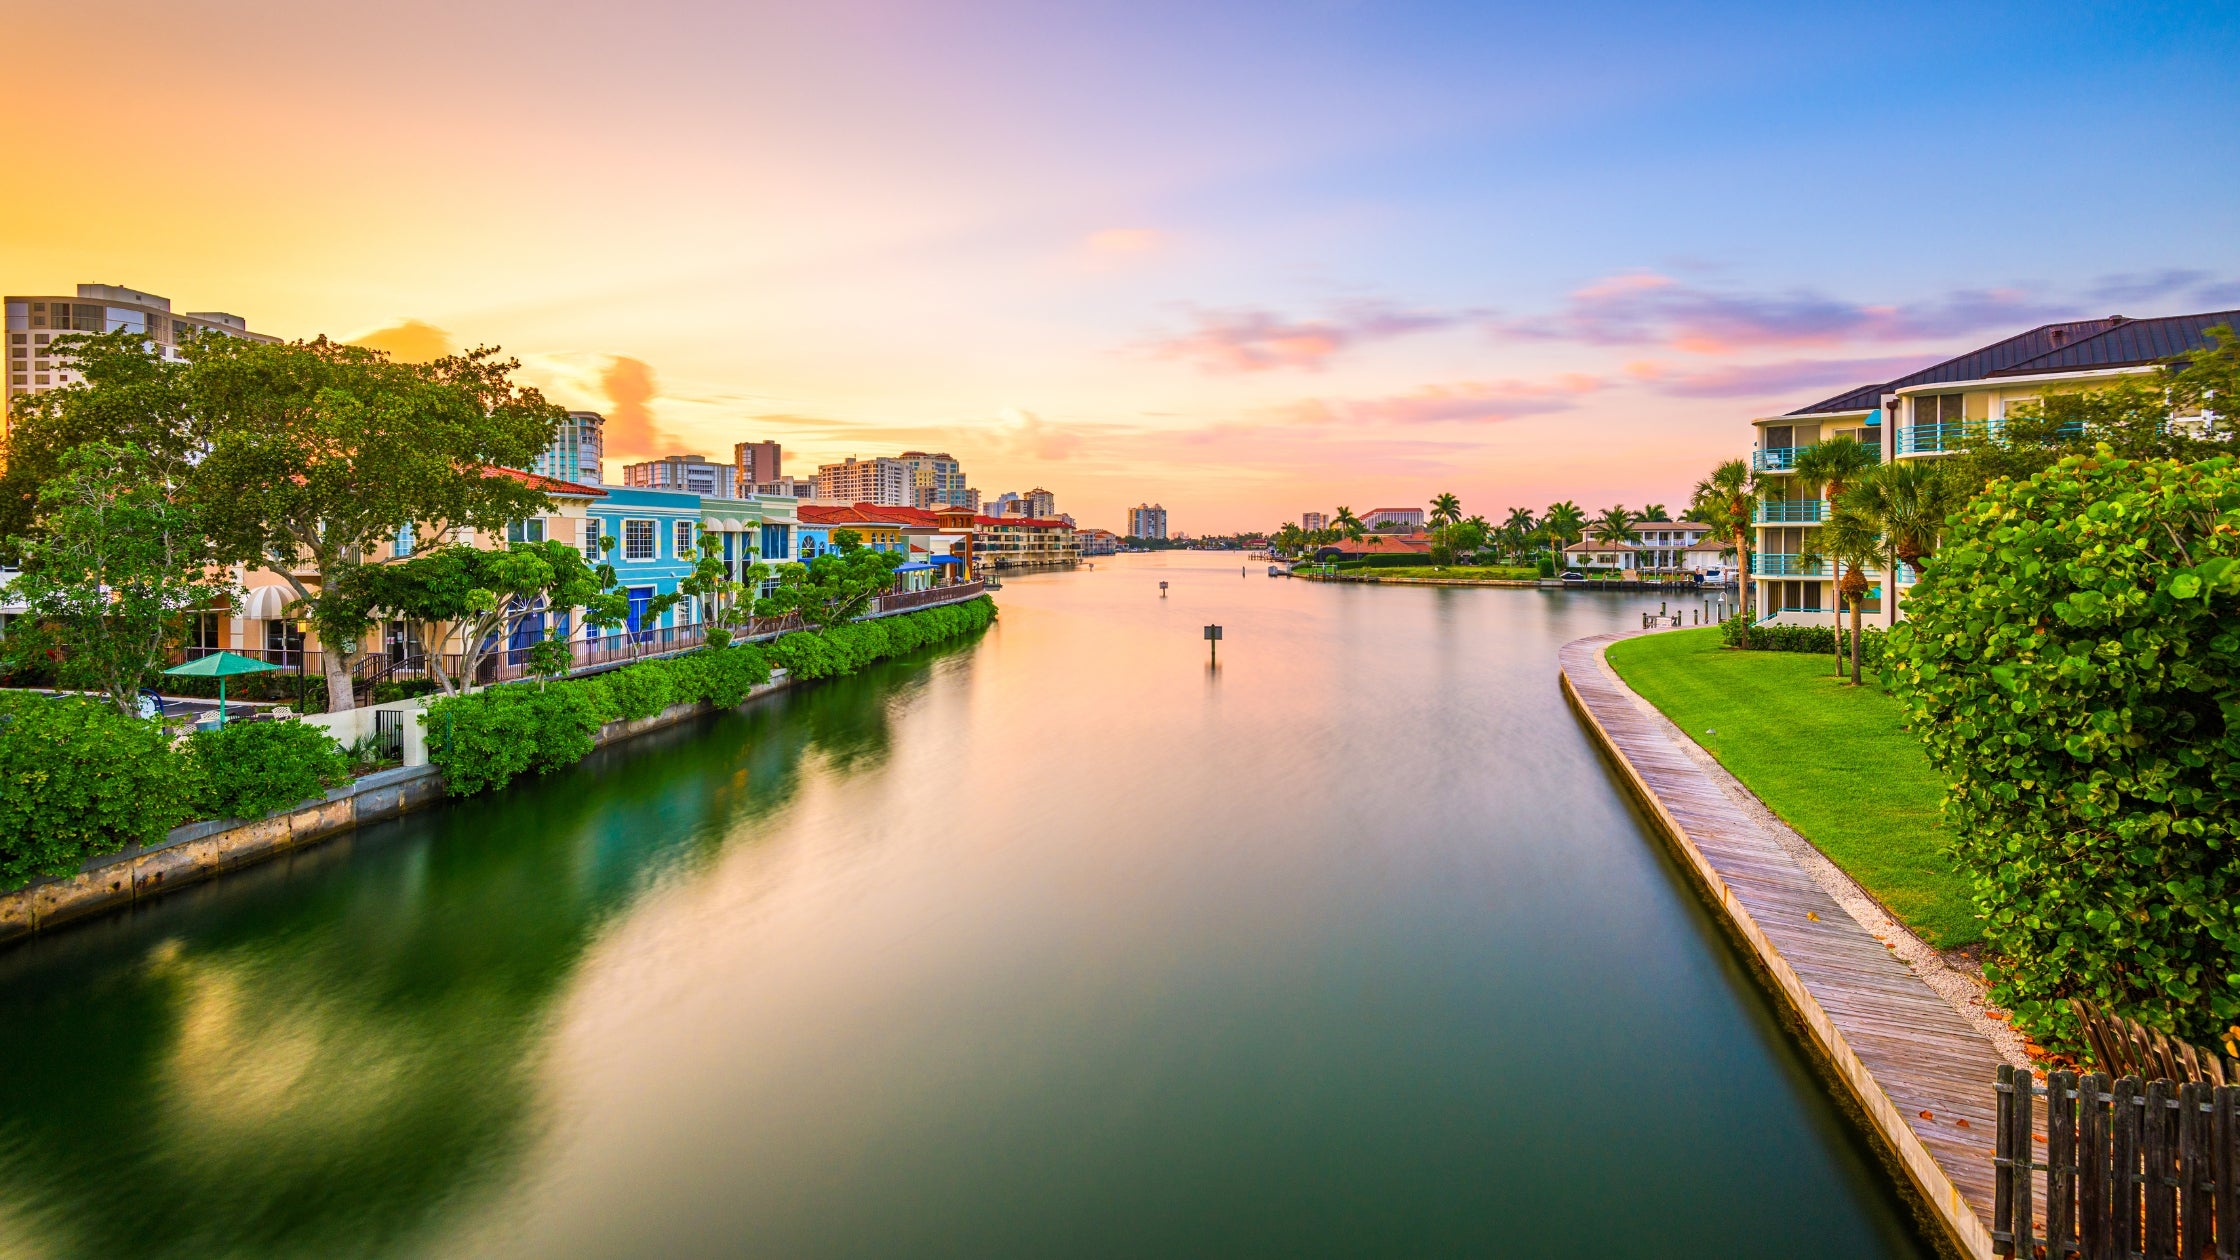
[1604,627,1980,948]
[1341,564,1540,580]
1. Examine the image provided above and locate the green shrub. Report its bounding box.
[520,683,612,775]
[1718,616,1887,667]
[1537,557,1556,578]
[603,663,675,720]
[0,692,199,889]
[423,687,545,796]
[1887,452,2240,1050]
[189,718,351,821]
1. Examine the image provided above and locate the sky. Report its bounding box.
[4,0,2237,533]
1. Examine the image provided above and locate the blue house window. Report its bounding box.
[760,524,790,560]
[392,523,414,558]
[675,520,694,558]
[623,519,656,561]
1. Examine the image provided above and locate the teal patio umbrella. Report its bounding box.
[163,651,283,726]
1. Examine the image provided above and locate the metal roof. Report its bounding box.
[1782,310,2238,414]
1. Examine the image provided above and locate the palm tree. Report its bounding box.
[1428,492,1462,528]
[1690,460,1759,640]
[1841,461,1955,627]
[1639,503,1671,521]
[1819,502,1883,686]
[1332,506,1366,542]
[1542,501,1587,558]
[1590,504,1636,544]
[1792,435,1881,644]
[1501,507,1538,563]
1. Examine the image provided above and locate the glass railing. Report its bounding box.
[1755,500,1828,524]
[1751,554,1825,577]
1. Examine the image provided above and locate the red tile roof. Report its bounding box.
[973,515,1072,529]
[481,466,607,497]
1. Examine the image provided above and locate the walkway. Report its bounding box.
[1560,631,2005,1260]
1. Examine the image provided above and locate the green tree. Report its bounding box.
[1689,460,1759,638]
[755,528,903,630]
[1331,506,1365,541]
[1428,492,1462,527]
[1501,507,1538,562]
[1426,518,1487,566]
[352,541,605,693]
[1815,502,1882,686]
[1794,434,1881,651]
[1542,501,1587,555]
[1639,503,1671,521]
[1589,504,1636,547]
[3,442,232,715]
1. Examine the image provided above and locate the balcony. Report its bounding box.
[1751,554,1825,577]
[1755,499,1827,524]
[1751,443,1882,473]
[1897,422,1971,456]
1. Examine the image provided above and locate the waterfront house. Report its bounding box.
[585,485,703,642]
[972,513,1077,569]
[698,491,799,601]
[1307,534,1430,563]
[798,503,908,555]
[1747,308,2236,627]
[1563,521,1722,576]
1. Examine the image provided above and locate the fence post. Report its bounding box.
[1996,1064,2016,1254]
[2115,1077,2143,1258]
[2081,1073,2111,1260]
[2181,1081,2209,1260]
[2049,1070,2077,1256]
[2014,1070,2039,1258]
[2147,1079,2175,1258]
[2216,1084,2237,1260]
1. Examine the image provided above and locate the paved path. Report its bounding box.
[1560,631,2004,1260]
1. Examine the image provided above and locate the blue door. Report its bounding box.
[508,611,546,664]
[626,586,653,636]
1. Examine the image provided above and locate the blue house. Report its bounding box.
[586,486,702,641]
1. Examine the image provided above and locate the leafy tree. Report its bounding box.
[1794,434,1881,646]
[1500,507,1538,562]
[4,332,565,712]
[2169,322,2240,421]
[0,332,204,546]
[1814,501,1882,686]
[352,541,605,693]
[2,442,232,715]
[1690,460,1759,638]
[680,534,761,637]
[755,528,903,630]
[1428,492,1462,527]
[1426,518,1487,566]
[1886,450,2240,1050]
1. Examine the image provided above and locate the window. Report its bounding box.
[191,613,222,655]
[623,519,656,560]
[1914,394,1963,425]
[1763,425,1792,449]
[392,523,414,558]
[508,517,546,544]
[2001,396,2040,418]
[675,519,694,558]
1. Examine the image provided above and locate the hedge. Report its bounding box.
[1886,452,2240,1051]
[1718,616,1888,668]
[189,719,352,821]
[0,692,200,889]
[423,596,998,797]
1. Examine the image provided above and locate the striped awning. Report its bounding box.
[238,585,294,620]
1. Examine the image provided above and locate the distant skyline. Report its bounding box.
[5,1,2236,532]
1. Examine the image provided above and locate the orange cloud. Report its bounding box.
[600,356,664,460]
[349,319,455,363]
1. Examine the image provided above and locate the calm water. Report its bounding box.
[0,555,1930,1258]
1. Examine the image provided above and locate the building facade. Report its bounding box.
[975,515,1078,568]
[1022,487,1055,519]
[1564,521,1723,575]
[623,453,736,499]
[1301,511,1328,532]
[1361,507,1425,531]
[895,451,974,508]
[734,440,782,492]
[7,283,274,428]
[815,456,912,506]
[1127,503,1168,540]
[533,410,604,485]
[1075,528,1121,556]
[1748,308,2238,627]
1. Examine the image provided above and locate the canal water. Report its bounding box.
[0,555,1931,1259]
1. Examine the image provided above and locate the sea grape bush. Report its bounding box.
[424,597,995,796]
[189,718,351,821]
[1885,452,2240,1050]
[0,692,198,889]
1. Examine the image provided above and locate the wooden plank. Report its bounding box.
[2115,1077,2142,1259]
[1997,1064,2017,1255]
[2147,1079,2175,1259]
[2050,1071,2076,1257]
[2216,1085,2237,1260]
[1560,632,2008,1260]
[2080,1073,2110,1260]
[2181,1082,2209,1260]
[2013,1073,2037,1260]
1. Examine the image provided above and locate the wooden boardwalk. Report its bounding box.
[1560,631,2003,1259]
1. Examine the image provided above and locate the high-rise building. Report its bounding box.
[1023,487,1056,519]
[895,451,973,508]
[988,491,1023,517]
[533,411,604,485]
[1127,503,1168,540]
[623,453,736,498]
[6,283,275,428]
[734,440,782,493]
[754,476,817,499]
[1362,507,1425,531]
[1301,511,1328,531]
[817,456,913,506]
[959,487,983,513]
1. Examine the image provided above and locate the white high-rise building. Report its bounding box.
[6,283,275,431]
[816,456,913,506]
[534,411,604,484]
[1127,503,1168,540]
[623,453,736,498]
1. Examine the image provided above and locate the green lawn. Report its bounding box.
[1604,627,1979,948]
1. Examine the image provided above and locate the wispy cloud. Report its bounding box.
[1283,374,1602,425]
[1144,300,1460,372]
[1498,272,2064,354]
[1626,354,1929,399]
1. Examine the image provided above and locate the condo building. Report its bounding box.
[734,440,782,493]
[1127,503,1168,540]
[815,455,912,506]
[623,453,737,499]
[1301,511,1329,532]
[1748,309,2236,628]
[1361,507,1425,531]
[896,451,975,508]
[6,283,275,429]
[533,411,605,485]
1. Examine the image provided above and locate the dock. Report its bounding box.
[1560,630,2006,1259]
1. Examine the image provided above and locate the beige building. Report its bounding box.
[1749,309,2237,627]
[623,453,735,498]
[734,440,782,493]
[6,283,275,431]
[815,455,912,506]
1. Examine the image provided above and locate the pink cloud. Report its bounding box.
[1145,301,1458,372]
[1499,272,2065,354]
[1292,374,1602,425]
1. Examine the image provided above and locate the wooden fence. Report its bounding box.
[1993,1063,2238,1258]
[2072,999,2240,1089]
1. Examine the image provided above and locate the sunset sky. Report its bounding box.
[5,0,2237,532]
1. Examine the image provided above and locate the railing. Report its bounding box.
[1897,422,1973,456]
[1751,554,1825,577]
[1993,1062,2236,1259]
[1753,443,1885,472]
[1755,500,1828,524]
